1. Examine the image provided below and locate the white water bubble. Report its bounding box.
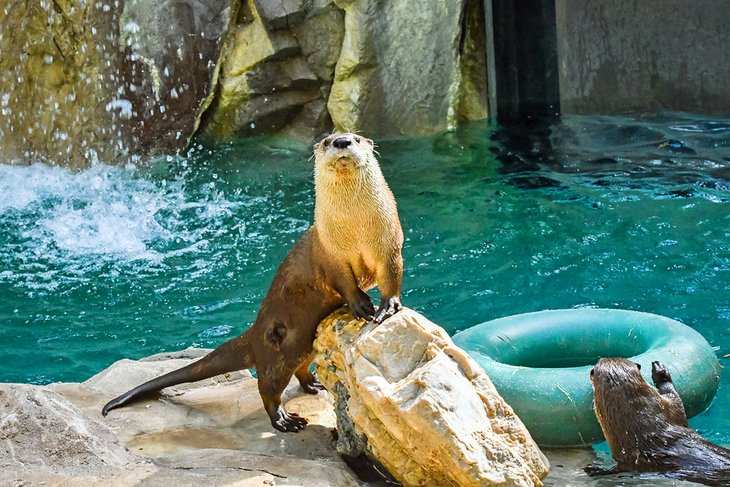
[123,20,140,34]
[105,99,133,119]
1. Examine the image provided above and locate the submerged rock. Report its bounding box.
[314,307,550,487]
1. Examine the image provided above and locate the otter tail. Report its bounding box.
[101,335,253,416]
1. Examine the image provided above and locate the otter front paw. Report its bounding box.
[584,464,620,477]
[374,296,401,324]
[349,295,375,321]
[651,361,673,386]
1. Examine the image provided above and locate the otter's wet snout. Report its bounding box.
[333,136,351,149]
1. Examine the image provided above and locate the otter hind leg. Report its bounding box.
[295,362,326,394]
[258,366,308,432]
[265,397,308,433]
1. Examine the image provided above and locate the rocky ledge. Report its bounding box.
[0,308,651,486]
[0,348,354,486]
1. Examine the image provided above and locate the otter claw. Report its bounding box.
[271,408,308,432]
[350,298,375,320]
[374,297,402,324]
[301,373,327,394]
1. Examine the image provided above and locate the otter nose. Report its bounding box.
[333,136,351,149]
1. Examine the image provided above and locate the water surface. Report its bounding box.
[0,113,728,445]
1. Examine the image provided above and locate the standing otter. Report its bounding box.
[588,358,730,486]
[102,132,404,432]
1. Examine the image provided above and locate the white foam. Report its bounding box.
[0,163,241,267]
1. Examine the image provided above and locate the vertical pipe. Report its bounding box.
[483,0,498,125]
[490,0,560,122]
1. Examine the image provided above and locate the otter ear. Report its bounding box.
[364,137,374,146]
[634,362,642,371]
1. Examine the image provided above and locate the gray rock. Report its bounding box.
[0,384,149,484]
[252,0,308,29]
[293,3,346,82]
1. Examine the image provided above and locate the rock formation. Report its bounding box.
[0,341,642,485]
[0,0,488,164]
[0,0,235,166]
[207,0,488,139]
[202,0,344,139]
[314,307,550,487]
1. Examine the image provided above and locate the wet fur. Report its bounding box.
[589,358,730,486]
[102,133,403,432]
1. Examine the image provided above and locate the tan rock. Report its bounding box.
[314,307,550,487]
[0,349,358,486]
[205,0,341,139]
[328,0,468,135]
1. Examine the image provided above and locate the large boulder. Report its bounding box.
[327,0,487,135]
[314,307,550,486]
[0,0,235,166]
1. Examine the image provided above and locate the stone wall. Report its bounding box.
[555,0,730,115]
[0,0,488,165]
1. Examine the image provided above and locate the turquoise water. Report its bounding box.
[0,114,728,443]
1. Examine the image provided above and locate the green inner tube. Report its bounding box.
[453,309,721,447]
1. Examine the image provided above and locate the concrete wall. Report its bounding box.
[555,0,730,115]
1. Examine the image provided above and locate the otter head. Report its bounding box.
[313,132,376,181]
[591,358,650,426]
[590,358,665,468]
[590,358,646,396]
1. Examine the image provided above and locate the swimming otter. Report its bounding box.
[102,132,404,432]
[588,358,730,486]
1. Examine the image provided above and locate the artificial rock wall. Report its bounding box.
[0,0,488,165]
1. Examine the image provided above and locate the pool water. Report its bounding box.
[0,113,728,444]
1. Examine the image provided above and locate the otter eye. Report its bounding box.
[590,368,595,377]
[635,362,642,370]
[354,136,361,143]
[323,138,331,147]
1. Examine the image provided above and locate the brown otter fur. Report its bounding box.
[589,358,730,485]
[101,132,403,432]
